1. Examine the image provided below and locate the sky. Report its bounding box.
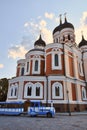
[0,0,87,79]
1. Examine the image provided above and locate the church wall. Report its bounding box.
[45,52,64,76]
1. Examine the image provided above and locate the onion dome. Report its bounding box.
[61,17,74,30]
[53,16,74,35]
[34,35,46,47]
[53,15,62,34]
[78,35,87,48]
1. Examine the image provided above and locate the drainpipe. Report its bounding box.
[46,76,48,107]
[63,43,71,116]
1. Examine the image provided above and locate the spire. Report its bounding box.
[64,12,67,23]
[81,31,84,40]
[39,30,42,40]
[59,14,62,25]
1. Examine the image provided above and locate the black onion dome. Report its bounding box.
[61,17,74,30]
[53,17,74,35]
[78,35,87,48]
[53,18,62,35]
[34,35,46,47]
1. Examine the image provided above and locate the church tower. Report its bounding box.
[78,35,87,83]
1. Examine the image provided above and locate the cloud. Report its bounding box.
[24,22,29,27]
[8,45,27,59]
[80,12,87,26]
[8,36,34,59]
[75,12,87,44]
[45,12,54,19]
[39,20,47,27]
[41,27,52,43]
[24,18,53,44]
[0,64,4,69]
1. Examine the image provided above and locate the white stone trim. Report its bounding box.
[25,50,45,58]
[32,58,40,74]
[52,52,62,70]
[24,82,43,99]
[25,59,30,75]
[52,82,63,99]
[45,43,63,50]
[8,83,18,99]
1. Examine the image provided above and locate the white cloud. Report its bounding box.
[24,22,29,27]
[8,45,27,59]
[8,36,34,59]
[24,18,53,44]
[39,20,47,27]
[0,64,4,69]
[41,27,53,43]
[45,12,54,19]
[80,12,87,26]
[75,12,87,44]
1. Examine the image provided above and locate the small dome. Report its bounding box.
[78,35,87,48]
[34,35,46,47]
[53,17,74,35]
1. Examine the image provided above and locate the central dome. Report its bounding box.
[53,17,74,35]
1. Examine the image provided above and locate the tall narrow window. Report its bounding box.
[55,87,59,96]
[82,90,85,99]
[68,34,70,40]
[63,36,65,41]
[14,88,17,96]
[21,67,24,76]
[27,87,32,96]
[26,62,29,72]
[35,60,38,71]
[11,88,13,96]
[56,38,58,43]
[55,54,59,66]
[79,63,81,73]
[36,87,40,96]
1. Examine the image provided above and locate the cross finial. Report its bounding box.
[64,12,67,17]
[39,29,42,39]
[64,12,67,22]
[81,31,84,40]
[81,30,83,36]
[59,14,62,24]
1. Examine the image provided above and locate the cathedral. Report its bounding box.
[7,16,87,112]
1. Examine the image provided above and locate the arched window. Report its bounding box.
[36,87,40,96]
[82,87,87,100]
[27,87,32,96]
[56,38,58,43]
[26,62,29,72]
[24,82,33,98]
[21,67,24,76]
[35,60,38,71]
[54,54,59,66]
[52,82,63,99]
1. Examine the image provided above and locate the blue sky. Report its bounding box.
[0,0,87,79]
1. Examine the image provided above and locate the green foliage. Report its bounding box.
[0,78,8,101]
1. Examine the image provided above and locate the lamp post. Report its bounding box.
[67,90,71,116]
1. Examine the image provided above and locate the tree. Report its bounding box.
[0,78,8,101]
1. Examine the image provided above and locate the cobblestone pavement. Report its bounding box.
[0,114,87,130]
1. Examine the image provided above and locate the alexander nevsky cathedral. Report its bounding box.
[7,15,87,112]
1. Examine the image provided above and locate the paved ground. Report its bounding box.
[0,114,87,130]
